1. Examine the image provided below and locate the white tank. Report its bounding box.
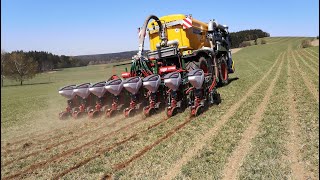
[123,76,142,95]
[105,79,124,96]
[74,83,91,99]
[187,69,204,89]
[143,74,161,93]
[89,81,107,98]
[59,85,76,100]
[164,72,181,91]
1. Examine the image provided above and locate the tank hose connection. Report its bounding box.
[137,15,165,57]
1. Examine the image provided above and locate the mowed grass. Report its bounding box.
[1,37,318,179]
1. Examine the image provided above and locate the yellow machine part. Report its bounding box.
[231,60,235,72]
[148,14,210,51]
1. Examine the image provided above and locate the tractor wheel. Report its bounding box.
[218,57,229,86]
[212,91,221,105]
[186,56,211,74]
[101,105,109,112]
[195,105,204,116]
[106,109,116,118]
[185,61,198,72]
[143,107,156,117]
[86,106,94,112]
[59,111,70,120]
[190,104,205,117]
[124,108,136,118]
[88,110,101,119]
[73,107,80,112]
[73,111,86,119]
[166,107,178,118]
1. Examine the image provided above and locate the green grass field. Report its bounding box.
[1,37,319,179]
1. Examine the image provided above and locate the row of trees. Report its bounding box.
[20,50,89,71]
[230,29,270,48]
[1,50,88,86]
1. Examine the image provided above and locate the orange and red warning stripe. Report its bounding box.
[182,17,192,29]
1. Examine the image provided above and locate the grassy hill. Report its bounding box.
[74,50,139,65]
[1,37,319,179]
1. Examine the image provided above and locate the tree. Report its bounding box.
[4,52,38,85]
[1,49,8,87]
[254,34,258,45]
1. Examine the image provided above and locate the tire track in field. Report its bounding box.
[221,50,285,180]
[271,37,285,44]
[286,50,308,179]
[2,132,44,147]
[300,50,319,67]
[101,116,195,180]
[2,128,65,150]
[301,49,320,65]
[291,50,319,103]
[303,49,319,59]
[52,117,170,179]
[273,37,288,44]
[2,117,96,147]
[293,37,304,49]
[306,48,319,56]
[2,116,124,167]
[297,43,301,49]
[2,130,69,155]
[1,117,146,180]
[1,116,122,156]
[295,51,319,76]
[139,52,283,180]
[2,116,104,152]
[246,60,261,75]
[264,37,280,44]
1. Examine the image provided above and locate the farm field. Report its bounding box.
[1,37,319,179]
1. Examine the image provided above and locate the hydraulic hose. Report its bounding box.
[137,15,164,57]
[132,15,164,77]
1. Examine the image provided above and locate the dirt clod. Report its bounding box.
[22,142,32,149]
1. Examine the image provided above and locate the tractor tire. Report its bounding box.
[86,106,94,112]
[186,56,212,74]
[185,61,198,72]
[218,57,229,86]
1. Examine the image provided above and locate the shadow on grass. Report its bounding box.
[2,82,53,87]
[216,77,239,89]
[228,77,239,84]
[52,69,63,71]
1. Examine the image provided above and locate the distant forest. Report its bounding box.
[3,29,269,71]
[4,50,89,72]
[75,51,138,65]
[229,29,270,48]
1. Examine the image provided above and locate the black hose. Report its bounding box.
[138,15,163,56]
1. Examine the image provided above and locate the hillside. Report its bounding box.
[74,50,139,65]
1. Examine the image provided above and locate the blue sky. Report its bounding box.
[1,0,319,56]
